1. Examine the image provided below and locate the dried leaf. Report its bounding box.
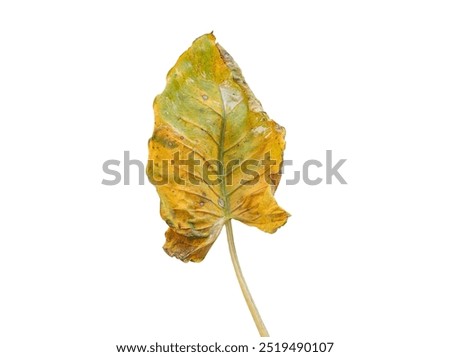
[147,33,289,262]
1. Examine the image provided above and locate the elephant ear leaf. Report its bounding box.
[147,33,289,262]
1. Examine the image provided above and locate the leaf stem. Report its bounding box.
[225,219,269,337]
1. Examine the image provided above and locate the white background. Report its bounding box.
[1,1,449,356]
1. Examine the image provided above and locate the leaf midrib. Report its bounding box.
[218,86,230,219]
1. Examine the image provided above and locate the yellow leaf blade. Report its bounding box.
[147,33,289,262]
